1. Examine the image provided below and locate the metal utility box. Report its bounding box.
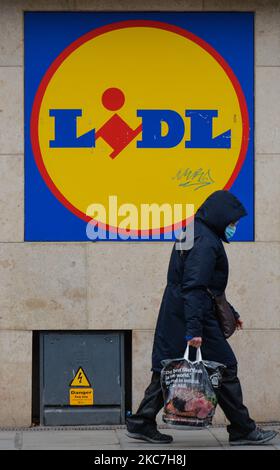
[39,332,126,426]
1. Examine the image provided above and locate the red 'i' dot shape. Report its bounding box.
[102,87,125,111]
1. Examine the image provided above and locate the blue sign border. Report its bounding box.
[24,12,254,241]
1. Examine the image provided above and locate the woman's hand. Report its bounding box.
[188,337,202,348]
[236,318,244,330]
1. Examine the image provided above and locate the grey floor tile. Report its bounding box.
[0,432,17,440]
[209,428,228,438]
[23,444,122,450]
[0,431,17,450]
[0,442,16,450]
[224,446,276,450]
[180,447,222,451]
[21,430,118,450]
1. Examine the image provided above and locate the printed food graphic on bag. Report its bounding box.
[166,387,216,419]
[161,348,225,428]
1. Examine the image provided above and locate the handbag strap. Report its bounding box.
[206,287,216,300]
[184,345,202,363]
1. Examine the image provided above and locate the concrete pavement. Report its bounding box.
[0,425,279,450]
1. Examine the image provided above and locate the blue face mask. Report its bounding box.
[225,224,237,240]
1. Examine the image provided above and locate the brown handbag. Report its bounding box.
[207,289,237,339]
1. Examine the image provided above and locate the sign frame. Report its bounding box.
[24,12,254,242]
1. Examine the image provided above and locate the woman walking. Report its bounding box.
[126,190,277,446]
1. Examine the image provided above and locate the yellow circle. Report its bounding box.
[38,25,243,231]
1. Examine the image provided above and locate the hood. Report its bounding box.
[195,190,248,243]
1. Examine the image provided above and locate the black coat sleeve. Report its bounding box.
[181,235,218,338]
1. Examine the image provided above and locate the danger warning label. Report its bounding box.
[69,388,94,406]
[69,367,94,406]
[69,367,91,387]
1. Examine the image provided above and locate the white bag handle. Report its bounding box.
[184,344,202,363]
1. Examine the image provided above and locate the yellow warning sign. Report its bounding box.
[70,388,94,406]
[70,367,91,387]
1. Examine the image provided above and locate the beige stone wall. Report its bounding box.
[0,0,279,427]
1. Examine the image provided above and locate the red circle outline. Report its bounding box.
[30,19,250,237]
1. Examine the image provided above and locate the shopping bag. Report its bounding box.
[160,346,225,429]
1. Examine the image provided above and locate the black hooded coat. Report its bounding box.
[151,190,248,373]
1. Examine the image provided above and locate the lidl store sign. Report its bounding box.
[25,12,254,241]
